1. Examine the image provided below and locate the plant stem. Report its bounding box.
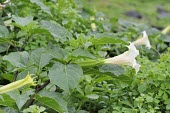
[19,37,28,51]
[22,80,50,109]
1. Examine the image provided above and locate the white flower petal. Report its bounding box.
[132,59,141,74]
[134,31,151,49]
[127,42,139,58]
[104,43,140,74]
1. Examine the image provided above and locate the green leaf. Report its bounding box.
[0,109,5,113]
[116,75,133,84]
[95,76,113,83]
[166,104,170,110]
[159,34,170,42]
[77,110,89,113]
[0,94,17,109]
[0,44,8,53]
[35,90,68,113]
[7,90,34,110]
[0,25,9,37]
[1,73,13,82]
[138,83,147,93]
[48,62,83,92]
[47,46,67,60]
[99,64,124,76]
[72,48,96,59]
[12,16,33,27]
[90,37,128,45]
[165,99,170,104]
[30,0,52,16]
[0,38,10,44]
[41,20,72,42]
[98,109,108,113]
[146,96,153,102]
[0,107,18,113]
[3,51,29,68]
[30,48,53,68]
[163,92,168,100]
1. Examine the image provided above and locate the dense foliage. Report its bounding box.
[0,0,170,113]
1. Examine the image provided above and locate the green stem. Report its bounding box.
[76,58,105,67]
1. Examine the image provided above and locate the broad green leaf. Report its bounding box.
[30,0,52,16]
[0,25,9,37]
[166,104,170,110]
[12,16,33,27]
[94,32,117,39]
[120,101,133,108]
[7,90,34,110]
[159,34,170,42]
[41,20,72,42]
[116,75,133,84]
[3,51,29,68]
[138,83,147,93]
[95,76,113,83]
[1,107,18,113]
[0,44,8,53]
[163,92,168,100]
[90,37,128,45]
[165,99,170,104]
[30,48,53,68]
[0,94,17,109]
[72,48,95,59]
[47,46,67,60]
[35,90,68,113]
[48,62,83,92]
[146,96,153,102]
[99,64,124,76]
[1,73,13,82]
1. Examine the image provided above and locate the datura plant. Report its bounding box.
[0,72,36,94]
[0,4,6,9]
[133,31,151,49]
[104,42,140,74]
[162,25,170,34]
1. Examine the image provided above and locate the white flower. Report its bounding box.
[0,4,6,9]
[4,0,10,4]
[104,42,140,74]
[134,31,151,49]
[91,23,96,31]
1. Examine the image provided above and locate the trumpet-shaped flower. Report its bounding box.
[91,23,97,31]
[0,4,6,9]
[0,72,36,94]
[162,25,170,34]
[134,31,151,49]
[104,42,140,74]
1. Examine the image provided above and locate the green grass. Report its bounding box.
[82,0,170,28]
